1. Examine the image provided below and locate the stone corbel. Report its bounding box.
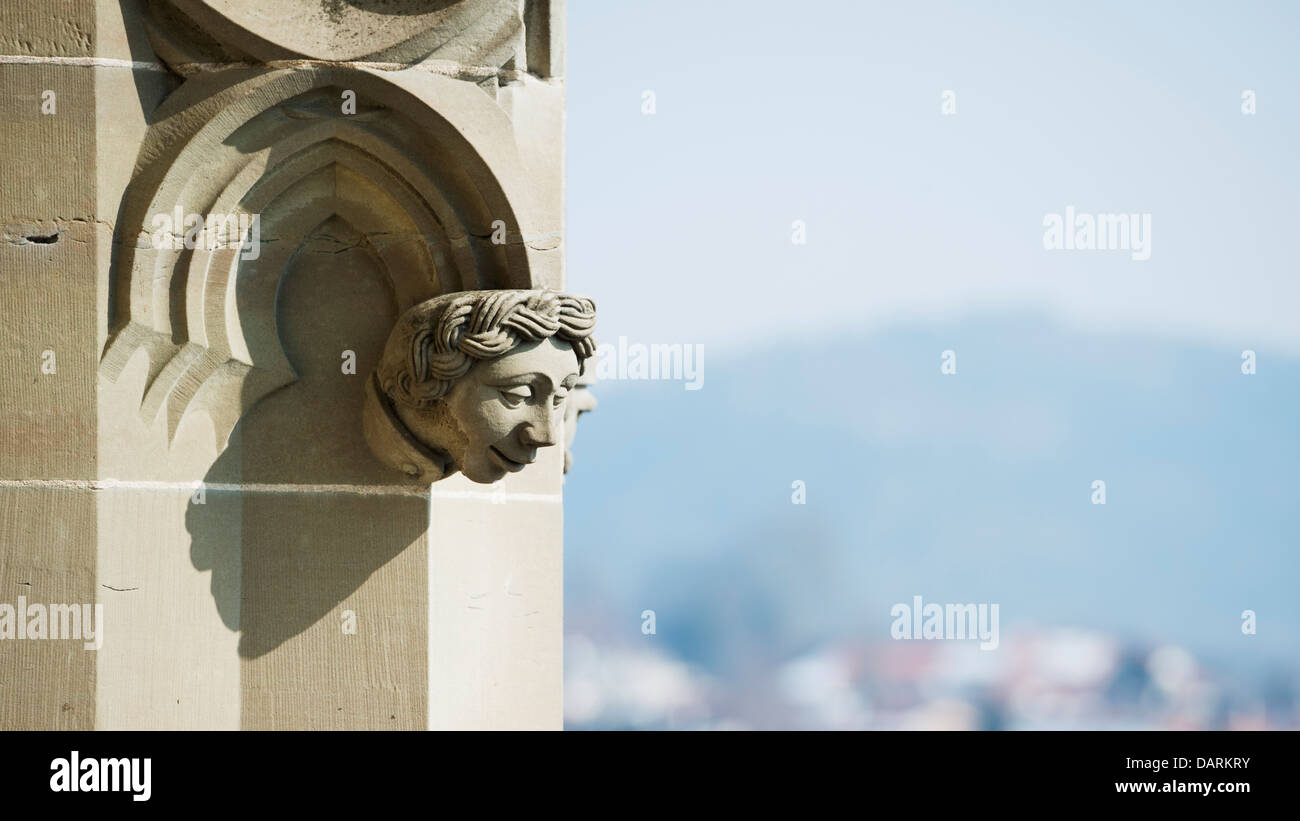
[364,288,597,483]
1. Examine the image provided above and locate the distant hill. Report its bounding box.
[564,313,1300,675]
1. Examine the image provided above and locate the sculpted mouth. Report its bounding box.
[489,446,531,472]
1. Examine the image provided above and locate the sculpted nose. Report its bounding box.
[520,404,558,448]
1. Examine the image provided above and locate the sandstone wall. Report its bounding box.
[0,0,567,730]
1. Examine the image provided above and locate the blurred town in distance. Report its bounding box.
[565,628,1297,730]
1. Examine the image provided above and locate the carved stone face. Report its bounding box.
[368,288,597,484]
[424,336,581,483]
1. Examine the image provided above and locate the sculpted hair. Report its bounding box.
[378,289,597,408]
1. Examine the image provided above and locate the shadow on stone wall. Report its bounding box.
[186,217,427,659]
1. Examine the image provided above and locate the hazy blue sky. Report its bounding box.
[561,2,1299,727]
[567,0,1300,356]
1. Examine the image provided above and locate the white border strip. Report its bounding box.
[0,55,170,71]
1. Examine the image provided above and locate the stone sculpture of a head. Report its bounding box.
[364,289,597,483]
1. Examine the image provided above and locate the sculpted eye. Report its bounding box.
[553,393,567,409]
[498,386,531,407]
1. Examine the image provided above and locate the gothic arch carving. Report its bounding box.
[143,0,526,74]
[102,65,544,451]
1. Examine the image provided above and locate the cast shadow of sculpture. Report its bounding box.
[184,279,597,658]
[185,217,429,659]
[107,54,585,657]
[150,77,538,659]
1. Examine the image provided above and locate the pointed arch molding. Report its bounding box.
[145,0,524,72]
[102,66,547,450]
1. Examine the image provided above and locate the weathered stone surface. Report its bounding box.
[428,487,561,729]
[147,0,525,70]
[0,2,95,59]
[1,0,571,730]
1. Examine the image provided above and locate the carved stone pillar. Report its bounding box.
[1,0,575,730]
